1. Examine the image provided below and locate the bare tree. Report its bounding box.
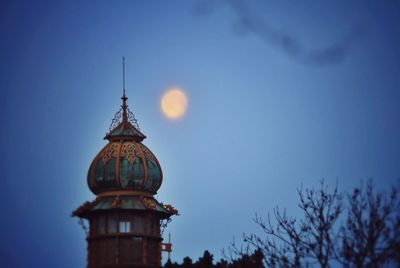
[228,180,343,268]
[227,179,400,268]
[339,180,400,267]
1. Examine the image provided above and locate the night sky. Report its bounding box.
[1,1,400,267]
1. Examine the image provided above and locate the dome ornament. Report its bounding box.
[109,107,122,131]
[108,57,140,132]
[108,104,140,131]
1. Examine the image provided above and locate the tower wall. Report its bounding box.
[87,210,162,268]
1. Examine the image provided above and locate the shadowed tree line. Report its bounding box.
[164,249,264,268]
[166,180,399,268]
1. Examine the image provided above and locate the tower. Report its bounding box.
[73,66,178,267]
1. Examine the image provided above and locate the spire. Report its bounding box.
[123,56,126,97]
[105,57,145,141]
[121,57,128,128]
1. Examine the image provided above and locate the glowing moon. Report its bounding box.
[161,89,188,119]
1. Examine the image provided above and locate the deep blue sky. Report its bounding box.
[1,1,400,267]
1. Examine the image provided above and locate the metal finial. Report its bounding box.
[122,56,126,97]
[121,57,128,127]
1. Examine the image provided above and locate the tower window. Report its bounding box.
[119,221,131,233]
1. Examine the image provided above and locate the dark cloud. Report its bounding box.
[195,0,367,66]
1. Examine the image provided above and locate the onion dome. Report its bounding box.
[87,94,163,195]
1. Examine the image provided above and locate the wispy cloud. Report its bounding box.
[195,0,367,66]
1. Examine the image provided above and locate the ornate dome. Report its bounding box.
[87,95,163,195]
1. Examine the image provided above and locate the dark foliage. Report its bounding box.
[164,249,264,268]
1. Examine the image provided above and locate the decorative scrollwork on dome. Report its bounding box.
[102,143,120,164]
[109,108,122,132]
[111,195,121,209]
[162,204,179,215]
[141,197,156,210]
[140,145,157,165]
[121,142,141,164]
[108,106,140,132]
[127,107,140,130]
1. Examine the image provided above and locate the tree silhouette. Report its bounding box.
[339,180,400,267]
[226,179,400,267]
[195,250,214,268]
[227,180,342,267]
[165,249,264,268]
[229,249,264,268]
[215,259,228,268]
[182,256,194,268]
[164,259,180,268]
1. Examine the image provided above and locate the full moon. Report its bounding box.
[161,88,188,119]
